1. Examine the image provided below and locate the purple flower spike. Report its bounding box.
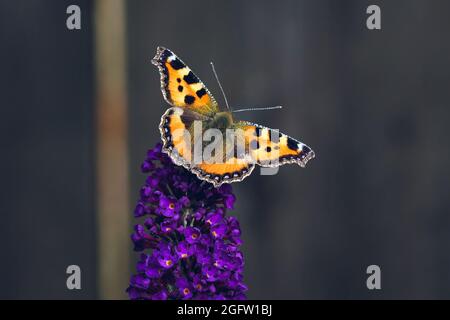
[127,143,247,300]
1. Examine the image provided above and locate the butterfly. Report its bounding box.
[151,46,315,187]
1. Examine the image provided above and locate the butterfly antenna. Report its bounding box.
[232,105,283,113]
[210,61,231,112]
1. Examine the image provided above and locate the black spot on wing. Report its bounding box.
[170,58,185,70]
[196,88,207,98]
[254,127,262,137]
[184,95,195,105]
[183,71,199,84]
[178,85,183,92]
[287,137,299,151]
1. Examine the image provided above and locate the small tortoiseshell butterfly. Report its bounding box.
[152,47,315,187]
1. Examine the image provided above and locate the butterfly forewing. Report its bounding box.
[152,47,218,116]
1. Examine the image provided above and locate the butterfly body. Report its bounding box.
[210,111,234,131]
[152,47,315,187]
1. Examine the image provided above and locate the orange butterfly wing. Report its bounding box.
[152,47,218,116]
[233,121,315,167]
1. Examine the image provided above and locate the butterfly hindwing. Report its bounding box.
[152,47,218,116]
[159,107,255,187]
[160,107,205,164]
[193,161,255,187]
[233,121,315,168]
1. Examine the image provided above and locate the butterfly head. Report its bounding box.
[211,111,233,130]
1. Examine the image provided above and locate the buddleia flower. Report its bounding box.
[127,143,247,300]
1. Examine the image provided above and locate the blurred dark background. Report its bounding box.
[1,0,450,299]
